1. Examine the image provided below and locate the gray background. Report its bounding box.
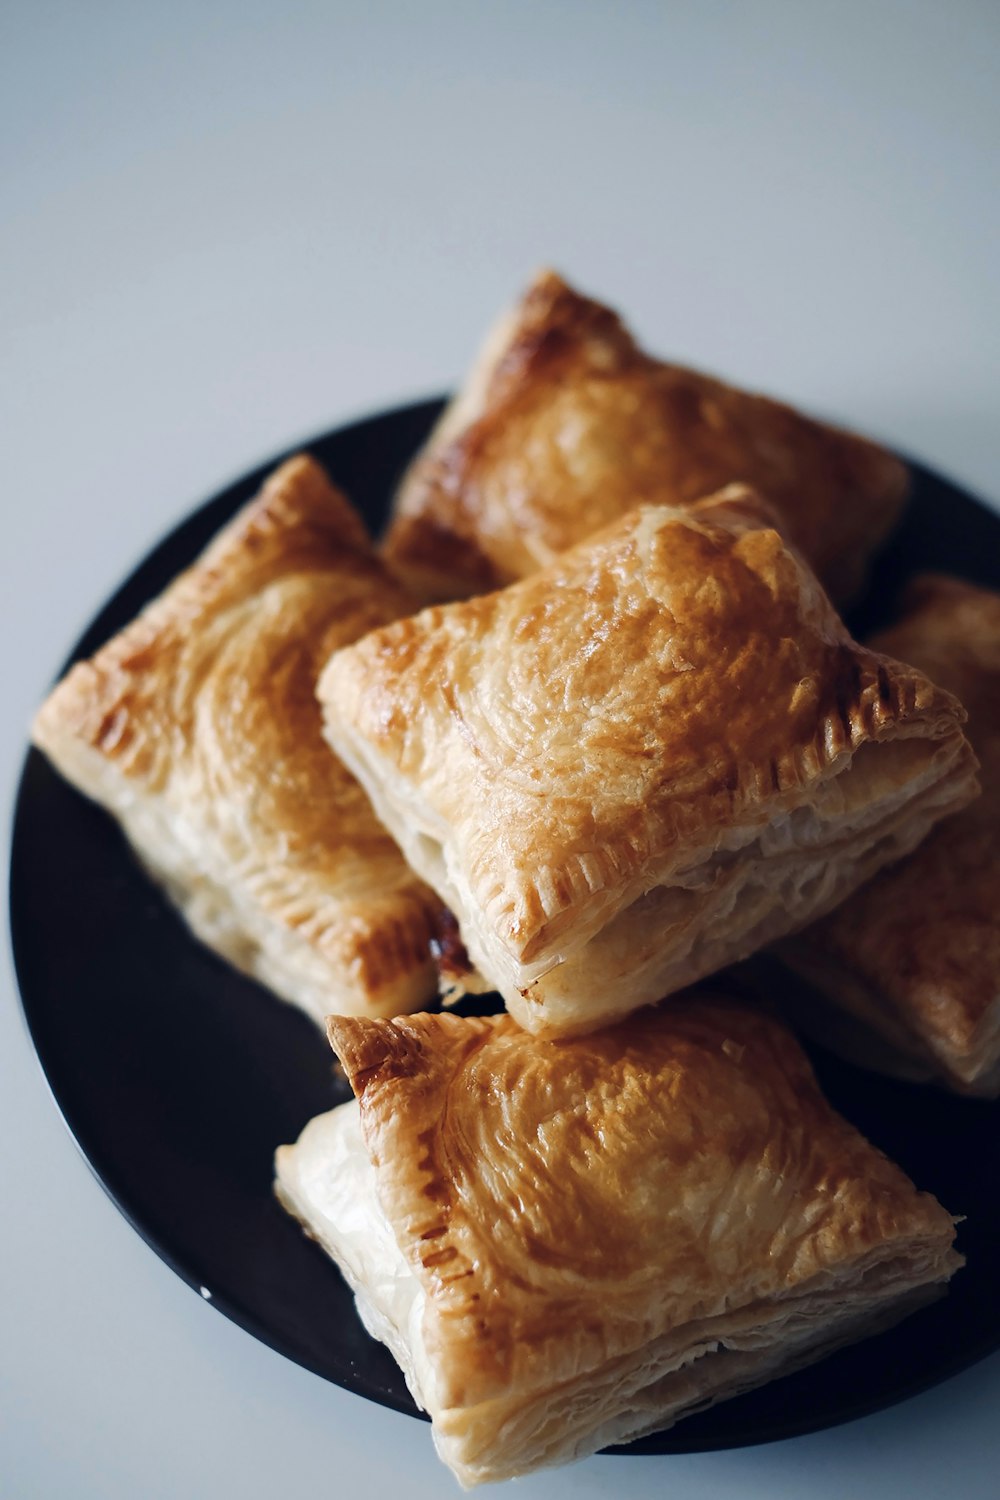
[2,3,998,1496]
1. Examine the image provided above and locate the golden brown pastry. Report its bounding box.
[275,1001,962,1486]
[32,455,441,1024]
[319,488,978,1038]
[779,575,1000,1095]
[383,269,909,603]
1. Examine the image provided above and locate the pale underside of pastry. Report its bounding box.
[319,490,978,1038]
[779,575,1000,1095]
[32,455,442,1024]
[275,1003,961,1487]
[382,268,909,604]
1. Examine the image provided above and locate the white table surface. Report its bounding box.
[3,4,999,1496]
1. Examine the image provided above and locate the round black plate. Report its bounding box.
[10,399,1000,1453]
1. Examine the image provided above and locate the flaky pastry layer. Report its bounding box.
[383,269,909,603]
[32,455,441,1023]
[275,1002,961,1486]
[320,490,977,1036]
[780,575,1000,1094]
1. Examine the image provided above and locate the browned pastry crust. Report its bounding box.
[320,488,978,1037]
[32,455,441,1023]
[780,575,1000,1094]
[275,1001,961,1485]
[383,269,909,603]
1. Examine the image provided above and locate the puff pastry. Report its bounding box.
[319,488,978,1038]
[275,1001,961,1486]
[32,455,442,1024]
[779,575,1000,1095]
[383,269,909,603]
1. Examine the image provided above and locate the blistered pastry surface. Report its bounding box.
[385,270,908,602]
[326,1002,959,1415]
[785,575,1000,1090]
[323,491,971,977]
[32,455,440,1016]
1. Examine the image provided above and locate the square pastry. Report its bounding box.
[383,269,909,604]
[779,575,1000,1095]
[320,488,977,1038]
[275,1001,961,1486]
[32,455,441,1025]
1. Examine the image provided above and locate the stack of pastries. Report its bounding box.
[33,271,1000,1486]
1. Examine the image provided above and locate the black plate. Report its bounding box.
[10,399,1000,1454]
